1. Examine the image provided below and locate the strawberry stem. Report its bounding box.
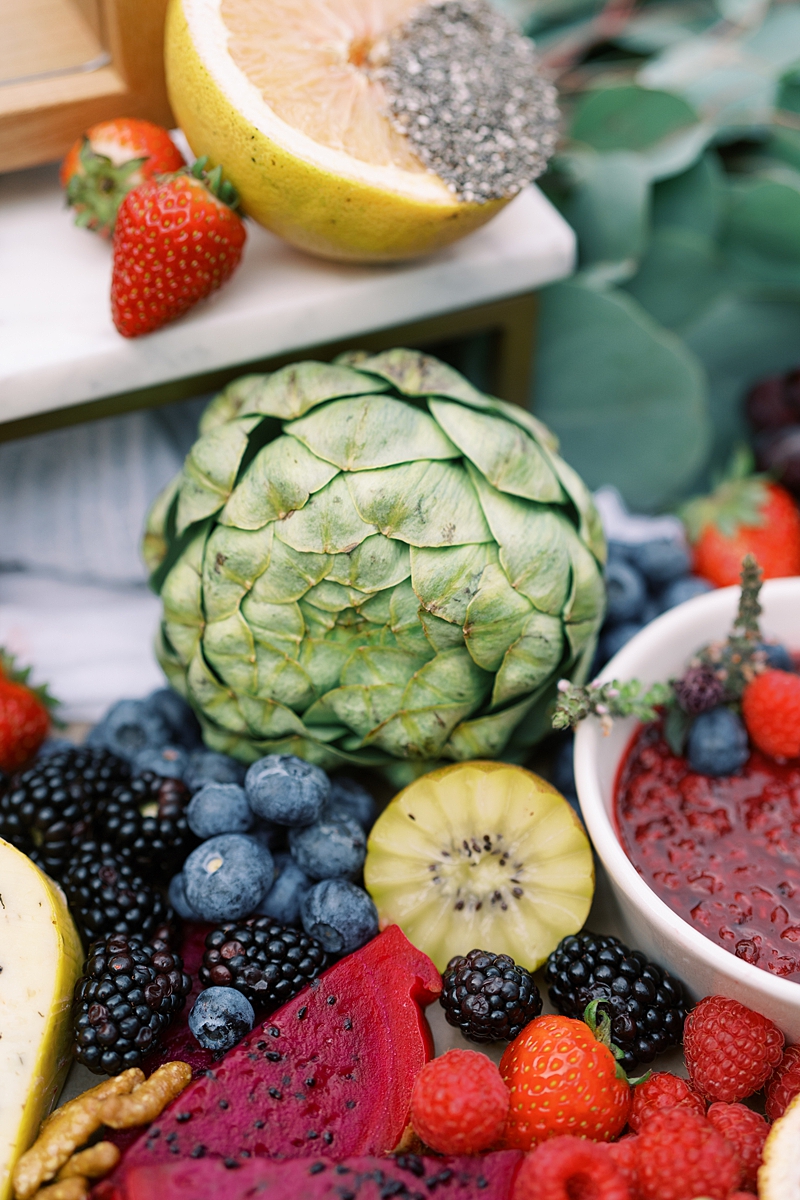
[583,999,650,1087]
[189,156,241,211]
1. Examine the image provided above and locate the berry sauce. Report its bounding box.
[615,721,800,980]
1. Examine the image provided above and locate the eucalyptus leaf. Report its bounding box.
[534,280,710,511]
[570,85,698,151]
[721,178,800,293]
[562,151,650,274]
[651,152,726,238]
[624,226,726,329]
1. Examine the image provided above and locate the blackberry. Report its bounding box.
[545,931,687,1072]
[200,917,327,1009]
[0,747,129,879]
[440,949,542,1043]
[72,932,191,1075]
[63,842,172,945]
[95,772,197,879]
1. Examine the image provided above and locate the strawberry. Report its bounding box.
[742,668,800,759]
[110,159,246,338]
[500,1004,633,1148]
[0,651,58,773]
[681,452,800,588]
[60,118,185,238]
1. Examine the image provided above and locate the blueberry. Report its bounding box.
[599,621,643,664]
[169,872,199,920]
[658,576,713,612]
[250,822,284,851]
[604,561,647,623]
[256,852,312,925]
[133,745,188,779]
[189,987,254,1052]
[289,814,366,881]
[184,750,246,793]
[758,642,795,672]
[628,539,691,586]
[143,688,202,749]
[86,699,170,760]
[687,707,749,777]
[245,755,330,827]
[183,834,274,922]
[606,540,632,564]
[326,777,379,831]
[187,783,253,838]
[301,880,378,955]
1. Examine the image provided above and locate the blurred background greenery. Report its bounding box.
[498,0,800,512]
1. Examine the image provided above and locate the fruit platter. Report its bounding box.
[5,0,800,1192]
[1,348,800,1200]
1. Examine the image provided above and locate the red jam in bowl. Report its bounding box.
[615,721,800,980]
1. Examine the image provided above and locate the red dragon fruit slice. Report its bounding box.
[105,1151,523,1200]
[97,925,441,1195]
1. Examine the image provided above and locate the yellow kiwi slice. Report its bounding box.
[364,760,594,972]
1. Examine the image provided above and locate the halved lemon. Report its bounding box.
[759,1091,800,1200]
[364,761,595,971]
[164,0,508,261]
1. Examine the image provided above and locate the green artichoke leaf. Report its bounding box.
[491,611,564,708]
[327,534,411,594]
[545,454,607,565]
[354,349,491,407]
[252,643,316,710]
[187,647,250,734]
[142,474,180,576]
[236,691,312,738]
[469,467,572,616]
[298,598,337,636]
[202,524,274,621]
[564,529,607,625]
[358,588,394,626]
[298,638,353,696]
[238,362,388,419]
[410,543,498,625]
[340,645,432,687]
[444,692,541,761]
[203,612,257,695]
[200,721,353,769]
[463,561,533,671]
[200,375,270,434]
[303,579,358,614]
[419,611,466,652]
[176,417,260,535]
[220,436,339,530]
[489,398,560,455]
[161,528,207,665]
[347,461,492,547]
[400,647,492,714]
[275,473,377,554]
[248,539,332,605]
[307,683,405,739]
[242,595,304,653]
[565,616,603,660]
[390,580,436,655]
[154,624,188,697]
[428,399,564,503]
[285,395,459,470]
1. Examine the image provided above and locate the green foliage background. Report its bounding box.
[507,0,800,511]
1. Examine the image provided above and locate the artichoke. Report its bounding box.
[144,350,606,774]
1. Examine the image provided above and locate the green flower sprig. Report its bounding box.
[553,678,671,734]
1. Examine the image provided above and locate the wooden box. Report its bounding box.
[0,0,172,173]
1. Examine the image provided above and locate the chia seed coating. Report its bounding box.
[376,0,559,204]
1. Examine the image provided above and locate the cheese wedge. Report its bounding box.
[0,839,83,1200]
[759,1091,800,1200]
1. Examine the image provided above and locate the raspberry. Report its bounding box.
[742,669,800,759]
[409,1048,509,1155]
[684,995,784,1102]
[605,1135,639,1193]
[512,1136,630,1200]
[727,1193,758,1200]
[628,1072,706,1131]
[706,1102,769,1192]
[635,1109,742,1200]
[765,1042,800,1121]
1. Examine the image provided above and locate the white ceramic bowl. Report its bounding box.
[574,576,800,1040]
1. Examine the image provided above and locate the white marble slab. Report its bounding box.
[0,164,575,423]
